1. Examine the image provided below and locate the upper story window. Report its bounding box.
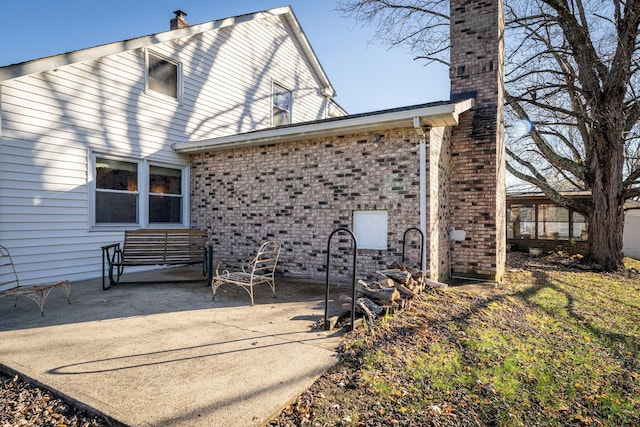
[146,51,181,101]
[272,83,292,126]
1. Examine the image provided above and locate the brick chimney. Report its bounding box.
[448,0,506,281]
[170,10,189,30]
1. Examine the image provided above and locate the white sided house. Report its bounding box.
[0,8,345,284]
[623,201,640,260]
[1,0,508,286]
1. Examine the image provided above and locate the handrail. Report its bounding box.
[324,228,358,331]
[402,227,425,270]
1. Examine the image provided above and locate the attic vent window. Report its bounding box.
[146,51,181,101]
[272,83,292,126]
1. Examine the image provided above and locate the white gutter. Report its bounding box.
[413,117,428,272]
[174,99,474,154]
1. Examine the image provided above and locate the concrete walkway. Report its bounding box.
[0,268,345,426]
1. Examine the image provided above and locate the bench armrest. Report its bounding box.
[101,243,121,251]
[101,243,122,290]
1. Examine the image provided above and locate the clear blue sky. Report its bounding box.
[0,1,450,114]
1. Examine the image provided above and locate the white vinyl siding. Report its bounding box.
[0,12,334,285]
[623,210,640,259]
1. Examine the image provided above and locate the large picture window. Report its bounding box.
[93,156,186,228]
[507,204,535,239]
[507,202,588,241]
[147,51,180,100]
[538,204,569,239]
[572,212,588,241]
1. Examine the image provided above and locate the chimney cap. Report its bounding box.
[170,10,189,30]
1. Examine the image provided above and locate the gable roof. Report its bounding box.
[0,6,336,97]
[173,98,475,154]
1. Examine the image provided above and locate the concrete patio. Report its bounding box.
[0,267,346,426]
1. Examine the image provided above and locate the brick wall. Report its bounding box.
[449,0,506,281]
[188,0,505,283]
[190,128,425,281]
[428,126,453,281]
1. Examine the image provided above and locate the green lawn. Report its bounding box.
[271,255,640,426]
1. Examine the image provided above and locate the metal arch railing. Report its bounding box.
[324,228,357,331]
[401,227,425,270]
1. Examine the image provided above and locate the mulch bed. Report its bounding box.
[0,372,109,427]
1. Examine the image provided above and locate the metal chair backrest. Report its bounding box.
[249,240,281,281]
[0,245,20,292]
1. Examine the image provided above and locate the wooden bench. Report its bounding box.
[0,245,71,316]
[212,240,281,305]
[101,229,212,290]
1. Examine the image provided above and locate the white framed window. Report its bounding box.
[272,82,292,126]
[94,157,139,224]
[91,154,187,229]
[146,50,182,102]
[149,165,183,224]
[353,210,388,250]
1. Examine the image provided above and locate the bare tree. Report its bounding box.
[338,1,451,65]
[338,0,640,271]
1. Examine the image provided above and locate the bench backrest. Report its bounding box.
[248,240,282,281]
[122,229,207,264]
[0,245,20,292]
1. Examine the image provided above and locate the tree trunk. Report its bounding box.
[585,110,626,271]
[587,190,624,271]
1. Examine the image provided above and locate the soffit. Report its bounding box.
[173,98,475,154]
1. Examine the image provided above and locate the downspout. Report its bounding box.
[413,117,427,272]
